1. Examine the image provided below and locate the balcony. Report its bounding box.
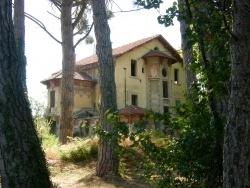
[46,107,60,116]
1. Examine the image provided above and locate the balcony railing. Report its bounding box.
[46,107,59,115]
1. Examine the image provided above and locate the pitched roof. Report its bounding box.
[74,108,99,120]
[119,105,145,115]
[142,49,178,64]
[76,34,182,68]
[41,71,97,84]
[42,34,182,83]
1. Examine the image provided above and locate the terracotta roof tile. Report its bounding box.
[41,71,96,84]
[75,34,182,68]
[142,50,178,64]
[119,105,145,115]
[112,34,159,57]
[42,34,182,83]
[76,55,98,66]
[142,50,175,59]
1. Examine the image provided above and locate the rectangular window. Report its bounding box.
[164,106,169,113]
[163,81,168,98]
[50,90,55,108]
[131,60,137,76]
[131,94,138,106]
[174,69,179,84]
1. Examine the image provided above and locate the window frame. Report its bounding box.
[162,81,168,98]
[174,69,179,84]
[131,94,138,106]
[131,59,137,77]
[50,90,55,108]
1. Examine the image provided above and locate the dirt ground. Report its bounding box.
[48,159,152,188]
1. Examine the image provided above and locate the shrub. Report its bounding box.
[29,97,59,148]
[60,137,98,163]
[34,118,59,148]
[128,98,224,187]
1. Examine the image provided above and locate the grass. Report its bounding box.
[59,137,98,163]
[43,136,152,188]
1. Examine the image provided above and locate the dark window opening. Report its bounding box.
[174,69,179,84]
[163,81,168,98]
[131,94,138,106]
[131,60,137,76]
[50,91,55,108]
[164,106,169,113]
[162,68,167,77]
[142,68,144,73]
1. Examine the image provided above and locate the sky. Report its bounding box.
[24,0,181,103]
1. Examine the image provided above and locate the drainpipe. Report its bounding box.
[123,67,127,107]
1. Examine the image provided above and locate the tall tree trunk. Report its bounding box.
[14,0,27,94]
[224,0,250,187]
[59,0,75,144]
[179,1,228,186]
[0,1,52,187]
[92,0,119,177]
[178,0,196,95]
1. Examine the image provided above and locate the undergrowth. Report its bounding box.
[59,137,98,163]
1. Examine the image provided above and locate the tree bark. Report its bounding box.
[92,0,119,177]
[178,1,228,186]
[14,0,27,94]
[177,0,196,95]
[0,1,52,187]
[223,0,250,187]
[59,0,75,144]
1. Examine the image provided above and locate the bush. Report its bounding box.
[34,118,59,148]
[127,98,224,187]
[60,137,98,163]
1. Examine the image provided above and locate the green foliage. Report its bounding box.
[35,118,59,148]
[125,98,224,187]
[125,0,231,187]
[60,137,98,163]
[97,106,219,186]
[29,97,46,120]
[158,2,178,27]
[134,0,163,9]
[96,111,129,148]
[85,36,94,44]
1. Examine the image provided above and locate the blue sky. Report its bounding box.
[25,0,181,103]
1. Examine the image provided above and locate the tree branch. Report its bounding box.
[49,0,61,8]
[72,1,88,29]
[222,0,238,40]
[25,12,62,44]
[74,22,93,48]
[112,7,145,13]
[184,0,193,19]
[72,0,83,7]
[47,11,60,20]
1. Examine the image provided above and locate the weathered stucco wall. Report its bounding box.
[45,37,186,117]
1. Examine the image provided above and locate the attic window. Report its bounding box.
[154,47,159,51]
